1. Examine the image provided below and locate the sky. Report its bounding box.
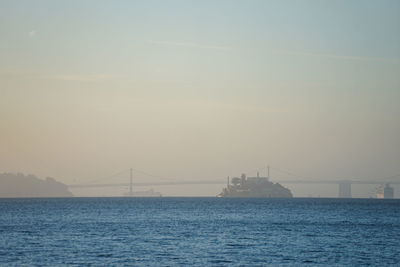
[0,0,399,196]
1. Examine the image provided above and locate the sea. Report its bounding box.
[1,198,399,266]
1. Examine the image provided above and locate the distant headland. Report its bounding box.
[0,173,73,198]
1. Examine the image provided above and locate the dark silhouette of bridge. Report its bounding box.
[67,167,400,197]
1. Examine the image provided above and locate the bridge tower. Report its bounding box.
[338,181,352,198]
[129,168,133,196]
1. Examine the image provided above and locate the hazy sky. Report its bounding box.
[1,0,399,196]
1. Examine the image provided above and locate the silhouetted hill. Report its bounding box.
[0,173,73,198]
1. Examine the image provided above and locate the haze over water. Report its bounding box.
[1,0,399,197]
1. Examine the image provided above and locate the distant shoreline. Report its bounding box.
[0,173,73,198]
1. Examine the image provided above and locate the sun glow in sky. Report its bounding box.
[1,0,399,196]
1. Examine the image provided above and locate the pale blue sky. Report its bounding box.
[0,1,399,196]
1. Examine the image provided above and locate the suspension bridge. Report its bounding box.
[67,166,400,197]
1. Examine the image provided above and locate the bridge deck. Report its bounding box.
[68,180,400,188]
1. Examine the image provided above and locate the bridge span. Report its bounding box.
[67,167,400,197]
[68,180,226,188]
[68,177,400,198]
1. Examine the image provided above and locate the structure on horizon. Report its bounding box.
[124,168,162,197]
[338,181,352,198]
[377,183,394,199]
[218,167,293,198]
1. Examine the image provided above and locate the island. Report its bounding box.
[0,173,73,198]
[218,173,293,198]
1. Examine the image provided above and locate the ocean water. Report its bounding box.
[0,198,399,266]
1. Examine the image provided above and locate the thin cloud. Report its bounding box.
[43,74,114,83]
[147,40,232,51]
[0,71,116,83]
[28,30,36,37]
[276,50,399,63]
[169,98,290,114]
